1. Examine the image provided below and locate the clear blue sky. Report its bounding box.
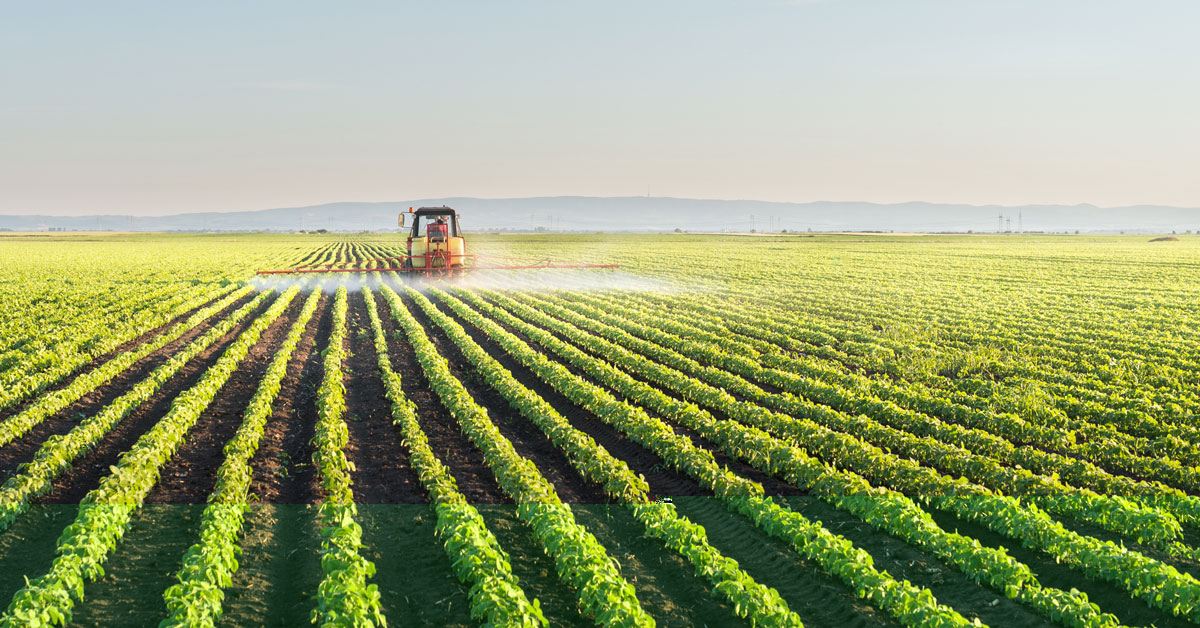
[2,1,1197,215]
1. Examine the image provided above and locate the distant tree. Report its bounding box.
[781,229,787,233]
[674,227,682,233]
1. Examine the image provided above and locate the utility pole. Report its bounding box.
[750,214,756,232]
[1018,210,1023,233]
[998,213,1003,234]
[1005,217,1012,232]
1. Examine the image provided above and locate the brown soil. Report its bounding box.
[1151,236,1180,242]
[0,290,257,479]
[0,286,242,423]
[485,293,808,498]
[341,291,425,504]
[249,294,328,504]
[404,292,608,504]
[672,496,903,628]
[37,296,271,504]
[430,293,709,499]
[143,294,305,504]
[569,504,755,628]
[928,506,1193,628]
[375,292,508,504]
[66,504,204,627]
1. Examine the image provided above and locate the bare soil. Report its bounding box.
[144,293,305,504]
[0,290,256,479]
[249,293,328,504]
[341,291,425,504]
[430,292,710,499]
[405,291,608,504]
[38,296,270,505]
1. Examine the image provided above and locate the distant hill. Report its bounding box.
[3,197,1199,233]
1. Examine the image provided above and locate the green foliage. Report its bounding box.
[381,284,654,628]
[0,287,298,627]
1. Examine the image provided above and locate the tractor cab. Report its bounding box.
[399,206,467,269]
[257,203,619,275]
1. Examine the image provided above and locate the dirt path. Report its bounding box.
[38,296,270,505]
[143,294,304,504]
[405,291,608,504]
[341,291,425,504]
[0,291,256,479]
[432,293,709,499]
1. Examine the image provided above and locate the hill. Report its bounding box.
[3,197,1199,233]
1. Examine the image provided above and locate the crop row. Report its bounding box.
[433,287,980,628]
[0,290,274,532]
[311,286,387,627]
[0,283,238,413]
[475,287,1200,622]
[405,286,804,627]
[580,290,1200,530]
[0,287,297,627]
[364,285,549,626]
[531,291,1195,545]
[379,283,656,627]
[0,285,253,449]
[160,288,321,627]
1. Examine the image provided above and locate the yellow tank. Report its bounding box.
[409,236,466,268]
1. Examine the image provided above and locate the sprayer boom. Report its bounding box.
[256,255,619,275]
[258,206,621,276]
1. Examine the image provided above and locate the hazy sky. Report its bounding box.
[2,1,1198,215]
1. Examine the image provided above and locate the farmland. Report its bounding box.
[0,231,1199,628]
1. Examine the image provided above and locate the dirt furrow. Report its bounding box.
[405,291,608,504]
[0,290,257,478]
[376,289,507,504]
[37,296,271,505]
[143,294,305,504]
[249,293,328,504]
[431,292,709,499]
[341,291,425,504]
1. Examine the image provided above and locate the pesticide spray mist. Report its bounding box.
[249,268,691,296]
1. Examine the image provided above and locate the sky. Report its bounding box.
[1,1,1198,215]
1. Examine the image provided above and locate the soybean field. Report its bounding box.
[1,231,1199,628]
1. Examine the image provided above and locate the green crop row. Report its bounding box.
[407,287,803,628]
[521,291,1182,547]
[379,283,655,628]
[160,287,321,627]
[310,286,387,628]
[471,288,1200,623]
[0,285,252,449]
[0,290,273,532]
[363,285,547,627]
[435,287,979,628]
[0,287,296,627]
